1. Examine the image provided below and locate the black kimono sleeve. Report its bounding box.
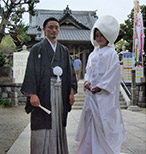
[21,47,38,95]
[21,45,40,113]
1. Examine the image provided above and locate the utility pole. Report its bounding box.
[131,69,136,106]
[128,69,141,111]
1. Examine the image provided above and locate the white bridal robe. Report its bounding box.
[76,46,126,154]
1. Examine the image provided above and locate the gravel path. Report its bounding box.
[0,105,30,154]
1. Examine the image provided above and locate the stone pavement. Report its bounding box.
[6,109,146,154]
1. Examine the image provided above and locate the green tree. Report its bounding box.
[115,39,129,53]
[0,35,16,54]
[0,0,39,43]
[119,5,146,52]
[10,22,31,47]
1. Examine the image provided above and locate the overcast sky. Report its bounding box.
[2,0,146,24]
[31,0,145,24]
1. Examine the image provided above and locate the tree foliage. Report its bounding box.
[0,54,6,66]
[10,22,31,47]
[115,39,129,53]
[0,35,16,54]
[119,5,146,52]
[0,0,39,43]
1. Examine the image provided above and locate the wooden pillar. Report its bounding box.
[82,50,87,77]
[69,44,72,55]
[78,47,80,58]
[73,46,75,59]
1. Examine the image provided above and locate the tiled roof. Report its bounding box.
[28,28,91,41]
[28,6,98,41]
[58,29,91,41]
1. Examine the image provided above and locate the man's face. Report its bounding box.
[43,20,60,41]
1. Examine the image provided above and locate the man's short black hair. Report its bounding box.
[43,17,59,28]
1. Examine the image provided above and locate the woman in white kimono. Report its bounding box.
[75,15,126,154]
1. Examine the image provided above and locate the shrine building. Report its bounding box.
[27,5,98,77]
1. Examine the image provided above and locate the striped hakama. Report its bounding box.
[31,78,69,154]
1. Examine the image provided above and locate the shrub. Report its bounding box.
[0,99,12,108]
[0,54,6,67]
[9,60,13,67]
[0,35,17,54]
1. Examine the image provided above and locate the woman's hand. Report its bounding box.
[91,87,101,94]
[30,94,40,107]
[84,81,91,91]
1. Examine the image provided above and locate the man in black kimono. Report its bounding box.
[21,17,77,154]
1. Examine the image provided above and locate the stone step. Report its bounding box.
[72,100,84,110]
[77,88,84,93]
[120,100,126,104]
[75,95,85,100]
[119,93,127,109]
[75,93,85,96]
[73,101,127,109]
[74,80,127,109]
[73,102,84,106]
[75,95,85,98]
[73,105,127,110]
[75,100,85,103]
[75,92,85,96]
[120,104,127,109]
[119,97,125,101]
[74,92,85,102]
[77,85,84,88]
[72,105,83,110]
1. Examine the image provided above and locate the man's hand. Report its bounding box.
[69,94,75,105]
[91,87,101,94]
[30,94,40,107]
[84,81,91,91]
[69,88,75,105]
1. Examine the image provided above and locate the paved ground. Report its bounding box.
[0,105,29,154]
[4,107,146,154]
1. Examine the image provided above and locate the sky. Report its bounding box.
[1,0,145,24]
[22,0,146,24]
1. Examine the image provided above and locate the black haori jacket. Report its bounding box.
[21,38,77,130]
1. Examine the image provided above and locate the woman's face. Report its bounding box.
[94,29,108,48]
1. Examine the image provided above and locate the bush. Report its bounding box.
[9,60,13,67]
[0,54,6,67]
[0,99,12,108]
[0,35,17,54]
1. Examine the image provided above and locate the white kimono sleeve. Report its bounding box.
[84,54,92,83]
[96,54,121,93]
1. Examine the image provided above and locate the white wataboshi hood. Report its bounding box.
[90,15,120,48]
